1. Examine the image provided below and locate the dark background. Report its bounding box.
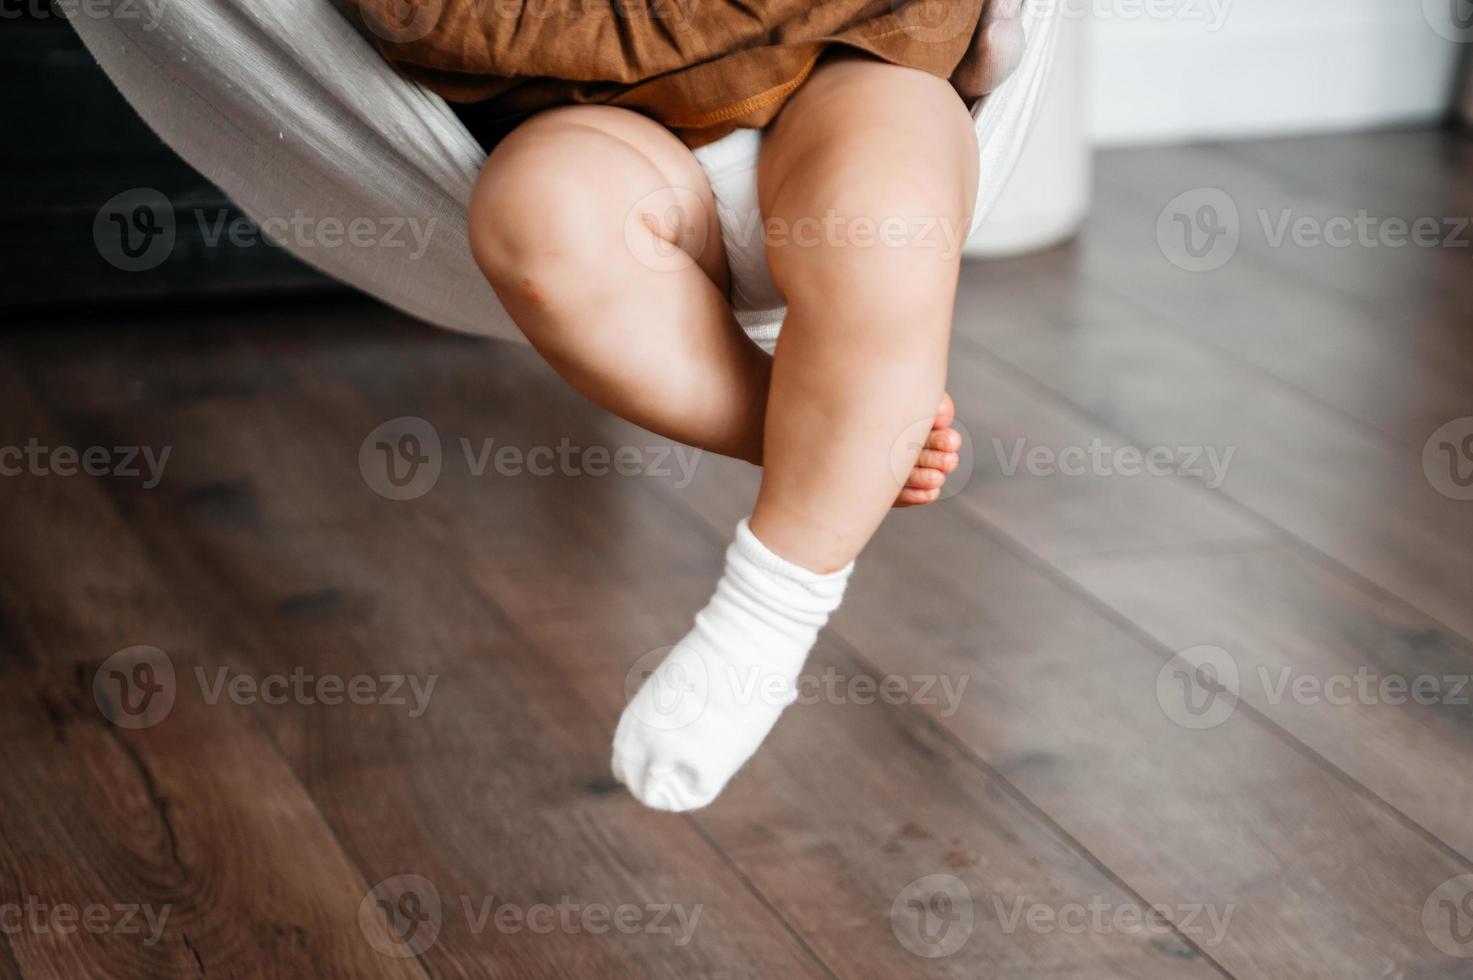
[1,5,337,311]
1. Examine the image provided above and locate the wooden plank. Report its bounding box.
[1099,139,1473,337]
[1002,135,1473,452]
[1225,131,1473,233]
[286,313,1241,978]
[1064,543,1473,863]
[438,313,1473,978]
[0,359,426,980]
[953,287,1473,641]
[921,341,1264,562]
[651,439,1473,977]
[592,307,1473,980]
[14,318,835,979]
[19,305,1248,977]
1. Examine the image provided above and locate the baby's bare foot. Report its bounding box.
[950,0,1026,101]
[895,393,962,508]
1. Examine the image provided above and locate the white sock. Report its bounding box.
[611,518,853,811]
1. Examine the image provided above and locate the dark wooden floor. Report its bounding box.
[3,128,1472,979]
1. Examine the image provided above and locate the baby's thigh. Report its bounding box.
[468,105,728,291]
[758,55,979,229]
[756,57,979,300]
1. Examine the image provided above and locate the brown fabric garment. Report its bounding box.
[350,0,983,147]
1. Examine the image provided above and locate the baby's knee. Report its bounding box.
[468,145,604,297]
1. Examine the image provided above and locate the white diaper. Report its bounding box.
[693,0,1062,354]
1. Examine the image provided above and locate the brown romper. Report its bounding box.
[348,0,983,148]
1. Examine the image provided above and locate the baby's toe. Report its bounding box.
[895,486,943,507]
[927,427,963,454]
[934,393,956,429]
[906,467,947,491]
[914,448,960,474]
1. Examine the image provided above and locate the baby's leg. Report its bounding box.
[752,54,979,570]
[469,105,770,462]
[468,105,960,502]
[613,57,978,810]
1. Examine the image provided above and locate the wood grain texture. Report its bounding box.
[1065,544,1473,864]
[952,258,1473,643]
[13,325,833,980]
[638,430,1473,978]
[3,127,1471,979]
[0,359,427,980]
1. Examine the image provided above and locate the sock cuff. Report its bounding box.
[733,518,855,589]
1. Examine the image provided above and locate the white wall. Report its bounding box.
[1086,0,1466,145]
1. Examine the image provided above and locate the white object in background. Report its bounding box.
[965,4,1090,258]
[1089,0,1464,145]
